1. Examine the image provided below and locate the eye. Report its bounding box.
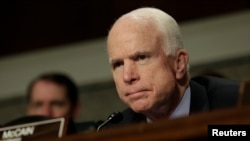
[136,54,147,61]
[31,102,43,109]
[112,61,123,69]
[52,101,66,108]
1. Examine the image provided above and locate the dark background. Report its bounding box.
[1,0,249,58]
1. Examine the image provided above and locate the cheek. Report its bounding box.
[113,75,130,104]
[53,107,70,117]
[28,108,37,115]
[114,81,125,100]
[151,68,176,95]
[113,73,124,91]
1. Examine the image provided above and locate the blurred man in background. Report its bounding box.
[26,72,97,133]
[27,72,80,119]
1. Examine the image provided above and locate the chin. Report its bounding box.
[131,104,150,114]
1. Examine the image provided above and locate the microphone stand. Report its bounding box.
[97,112,123,132]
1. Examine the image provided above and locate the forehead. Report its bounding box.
[108,17,158,41]
[107,19,163,59]
[30,80,67,100]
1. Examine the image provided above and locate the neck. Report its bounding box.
[146,77,189,121]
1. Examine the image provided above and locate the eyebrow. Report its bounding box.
[109,50,150,64]
[134,51,150,57]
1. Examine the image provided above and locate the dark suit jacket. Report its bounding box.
[102,76,240,129]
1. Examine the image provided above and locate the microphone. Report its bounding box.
[97,112,123,131]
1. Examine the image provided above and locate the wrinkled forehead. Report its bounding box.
[108,26,165,63]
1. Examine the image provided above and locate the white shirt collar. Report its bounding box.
[169,86,191,119]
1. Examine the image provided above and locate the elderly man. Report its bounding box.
[101,7,240,128]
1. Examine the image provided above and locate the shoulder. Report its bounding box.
[191,76,240,89]
[191,76,240,109]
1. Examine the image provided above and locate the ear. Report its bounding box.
[175,49,189,80]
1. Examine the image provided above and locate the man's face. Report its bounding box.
[107,19,181,115]
[27,80,72,118]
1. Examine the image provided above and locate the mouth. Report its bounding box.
[126,89,149,97]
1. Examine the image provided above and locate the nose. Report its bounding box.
[40,105,53,117]
[123,61,139,84]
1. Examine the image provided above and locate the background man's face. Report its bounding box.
[27,80,71,118]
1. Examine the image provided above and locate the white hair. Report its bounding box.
[119,7,184,56]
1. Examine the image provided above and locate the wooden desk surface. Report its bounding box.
[41,105,250,141]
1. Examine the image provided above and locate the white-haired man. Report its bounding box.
[102,7,240,128]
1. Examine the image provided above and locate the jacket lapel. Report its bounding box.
[189,80,209,114]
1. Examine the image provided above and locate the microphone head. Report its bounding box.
[97,112,123,131]
[108,112,123,123]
